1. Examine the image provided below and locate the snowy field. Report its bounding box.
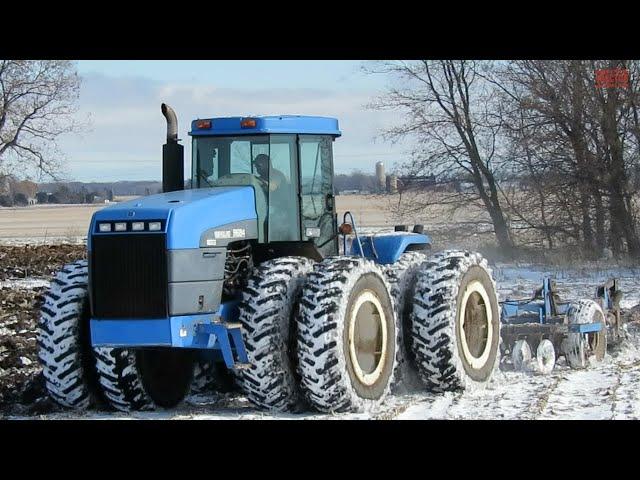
[3,261,640,420]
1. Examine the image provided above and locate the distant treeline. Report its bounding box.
[38,181,162,197]
[334,171,378,193]
[0,179,164,207]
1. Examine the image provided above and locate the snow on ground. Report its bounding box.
[396,333,640,420]
[3,261,640,420]
[11,332,640,420]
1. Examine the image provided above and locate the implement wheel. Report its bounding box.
[512,340,532,372]
[536,339,556,374]
[564,299,606,369]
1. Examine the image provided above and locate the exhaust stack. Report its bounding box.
[161,103,184,193]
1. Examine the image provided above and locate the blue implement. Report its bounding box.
[568,322,603,334]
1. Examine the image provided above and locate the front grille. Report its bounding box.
[91,234,168,318]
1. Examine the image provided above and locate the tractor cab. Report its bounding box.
[190,116,341,258]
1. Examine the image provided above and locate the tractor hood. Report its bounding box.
[89,186,258,250]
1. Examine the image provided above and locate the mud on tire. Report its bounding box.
[236,256,314,411]
[38,260,103,409]
[410,250,500,392]
[297,256,397,412]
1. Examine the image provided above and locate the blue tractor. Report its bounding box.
[37,104,501,413]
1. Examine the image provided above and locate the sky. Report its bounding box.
[56,60,411,182]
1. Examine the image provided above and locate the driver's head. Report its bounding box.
[253,154,270,178]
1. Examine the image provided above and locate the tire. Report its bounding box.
[94,347,195,411]
[192,360,237,394]
[383,251,428,391]
[297,256,397,412]
[564,299,606,369]
[93,347,154,411]
[37,260,104,409]
[512,339,532,372]
[236,256,314,411]
[536,339,556,374]
[410,250,500,392]
[192,361,215,394]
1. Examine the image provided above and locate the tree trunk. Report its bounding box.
[593,190,606,256]
[580,189,594,252]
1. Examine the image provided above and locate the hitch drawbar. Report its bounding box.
[196,320,250,370]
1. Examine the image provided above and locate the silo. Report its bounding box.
[375,161,385,192]
[386,174,398,194]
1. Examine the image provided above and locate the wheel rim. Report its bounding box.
[536,339,556,374]
[512,339,531,371]
[348,290,388,386]
[459,280,493,369]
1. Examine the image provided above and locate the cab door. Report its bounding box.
[298,135,338,256]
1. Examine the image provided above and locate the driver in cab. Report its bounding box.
[253,154,288,194]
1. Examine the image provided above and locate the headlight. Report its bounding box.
[114,222,127,232]
[131,222,145,231]
[98,223,112,232]
[148,222,162,231]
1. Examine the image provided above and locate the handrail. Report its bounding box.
[342,211,364,258]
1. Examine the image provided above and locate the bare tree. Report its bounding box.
[500,60,640,258]
[367,60,514,250]
[0,60,81,179]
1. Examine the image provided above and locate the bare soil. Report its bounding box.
[0,245,87,415]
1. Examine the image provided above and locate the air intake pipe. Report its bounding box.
[161,103,184,193]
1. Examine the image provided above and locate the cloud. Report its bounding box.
[58,73,412,182]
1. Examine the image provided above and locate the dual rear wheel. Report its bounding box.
[236,250,500,412]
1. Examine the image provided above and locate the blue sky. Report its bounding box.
[57,60,410,182]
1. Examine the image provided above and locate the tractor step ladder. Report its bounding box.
[196,320,250,370]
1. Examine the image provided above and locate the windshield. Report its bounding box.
[192,134,300,242]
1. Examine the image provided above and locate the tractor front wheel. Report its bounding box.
[236,256,314,411]
[38,260,104,409]
[136,348,195,408]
